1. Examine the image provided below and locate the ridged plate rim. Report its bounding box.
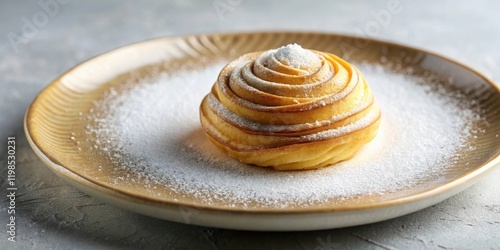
[24,31,500,230]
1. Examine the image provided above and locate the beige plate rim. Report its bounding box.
[24,31,500,225]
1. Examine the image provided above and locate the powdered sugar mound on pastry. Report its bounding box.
[200,44,381,170]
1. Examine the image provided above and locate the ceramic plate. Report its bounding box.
[25,32,500,231]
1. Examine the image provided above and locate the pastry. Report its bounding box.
[199,44,381,170]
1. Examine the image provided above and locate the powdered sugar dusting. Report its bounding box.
[206,93,373,133]
[87,62,481,208]
[274,43,321,69]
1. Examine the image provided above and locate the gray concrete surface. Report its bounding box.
[1,0,499,249]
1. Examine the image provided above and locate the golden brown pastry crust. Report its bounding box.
[200,45,381,170]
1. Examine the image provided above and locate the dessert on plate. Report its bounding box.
[200,44,381,170]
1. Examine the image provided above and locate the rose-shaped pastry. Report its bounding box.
[200,44,381,170]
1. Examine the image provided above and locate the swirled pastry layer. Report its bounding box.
[200,44,381,170]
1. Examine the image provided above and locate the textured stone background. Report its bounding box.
[1,0,499,249]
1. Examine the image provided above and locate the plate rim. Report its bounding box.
[23,113,500,231]
[24,31,500,216]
